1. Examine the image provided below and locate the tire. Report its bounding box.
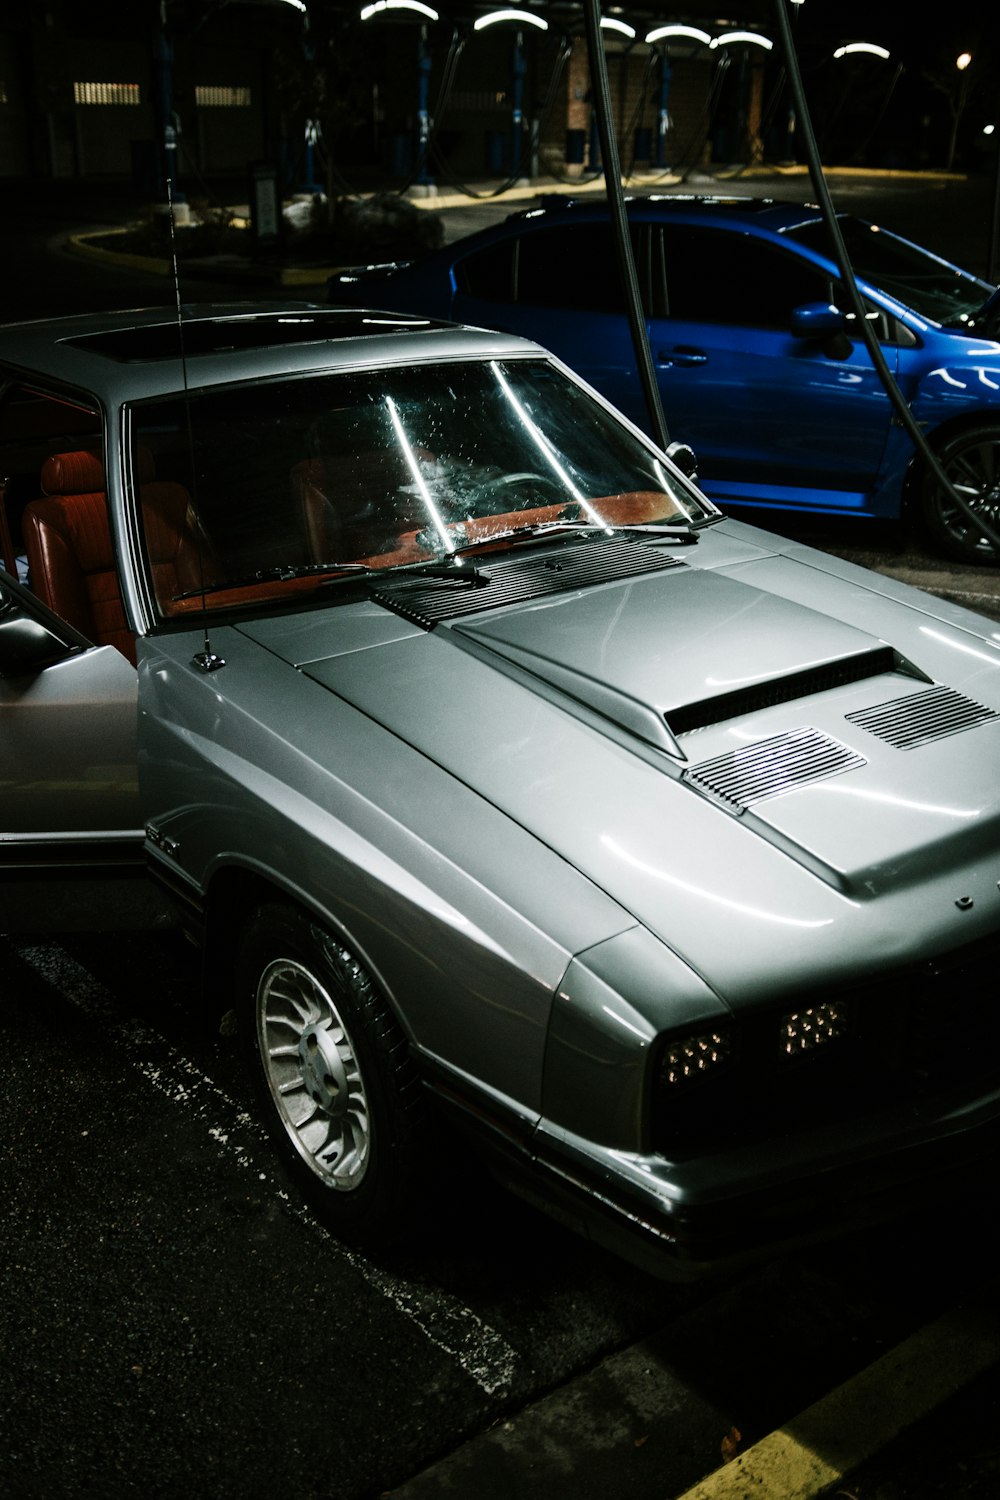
[920,424,1000,564]
[237,903,427,1246]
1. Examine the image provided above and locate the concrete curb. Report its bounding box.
[66,227,337,287]
[385,1282,1000,1500]
[67,227,173,278]
[63,166,970,287]
[63,175,619,285]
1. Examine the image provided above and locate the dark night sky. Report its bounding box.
[783,1,996,60]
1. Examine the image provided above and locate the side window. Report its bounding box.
[830,285,915,346]
[514,224,638,314]
[458,223,646,316]
[456,239,516,302]
[661,226,832,328]
[0,387,102,586]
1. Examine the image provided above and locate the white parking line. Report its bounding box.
[14,940,518,1398]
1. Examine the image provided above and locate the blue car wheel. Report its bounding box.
[920,423,1000,565]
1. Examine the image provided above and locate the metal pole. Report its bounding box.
[580,0,670,449]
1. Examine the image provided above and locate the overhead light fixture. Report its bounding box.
[833,42,891,60]
[361,0,439,18]
[711,31,774,51]
[600,17,636,38]
[644,24,711,46]
[474,8,548,29]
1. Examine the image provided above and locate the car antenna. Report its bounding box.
[166,172,225,673]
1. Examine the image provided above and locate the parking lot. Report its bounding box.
[3,165,1000,1500]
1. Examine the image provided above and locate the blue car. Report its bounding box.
[329,196,1000,563]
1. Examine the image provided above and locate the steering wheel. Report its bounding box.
[473,471,566,513]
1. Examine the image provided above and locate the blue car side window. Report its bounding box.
[662,226,831,328]
[462,224,644,316]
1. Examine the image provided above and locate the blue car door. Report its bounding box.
[449,221,651,430]
[648,222,899,518]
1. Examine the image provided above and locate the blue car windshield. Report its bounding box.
[784,215,992,328]
[129,357,713,617]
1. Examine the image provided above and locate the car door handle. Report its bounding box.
[657,346,708,367]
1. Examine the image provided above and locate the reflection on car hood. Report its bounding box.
[237,525,1000,1007]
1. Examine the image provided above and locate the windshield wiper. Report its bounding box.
[614,523,698,544]
[442,520,611,559]
[172,560,370,602]
[443,517,696,559]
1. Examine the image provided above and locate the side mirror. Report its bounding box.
[790,301,847,340]
[665,441,699,481]
[790,302,854,361]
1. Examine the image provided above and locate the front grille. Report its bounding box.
[684,727,866,811]
[652,931,1000,1158]
[846,685,999,749]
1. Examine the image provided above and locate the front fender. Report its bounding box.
[543,925,727,1151]
[872,360,1000,517]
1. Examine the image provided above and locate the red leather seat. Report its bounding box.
[140,478,220,612]
[22,450,136,664]
[292,448,436,563]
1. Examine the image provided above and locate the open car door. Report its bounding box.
[0,567,168,931]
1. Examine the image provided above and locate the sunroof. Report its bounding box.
[62,311,448,362]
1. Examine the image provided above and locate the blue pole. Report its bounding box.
[416,26,433,186]
[511,31,526,177]
[656,54,672,168]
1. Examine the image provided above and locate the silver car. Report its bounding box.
[2,304,999,1279]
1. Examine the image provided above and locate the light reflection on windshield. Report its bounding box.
[385,395,455,554]
[491,361,597,516]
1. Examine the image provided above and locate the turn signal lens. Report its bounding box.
[780,1001,847,1057]
[661,1029,732,1087]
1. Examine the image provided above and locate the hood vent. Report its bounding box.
[368,535,685,628]
[685,727,866,812]
[668,645,900,737]
[846,685,999,749]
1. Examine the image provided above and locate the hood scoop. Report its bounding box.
[668,645,903,736]
[845,685,999,749]
[368,534,685,628]
[684,728,866,812]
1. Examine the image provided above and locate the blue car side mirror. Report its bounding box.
[790,301,847,340]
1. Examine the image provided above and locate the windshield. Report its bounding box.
[129,358,712,617]
[784,215,993,328]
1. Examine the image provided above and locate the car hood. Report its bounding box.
[237,525,1000,1007]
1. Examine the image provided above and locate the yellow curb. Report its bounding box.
[674,1284,1000,1499]
[68,227,171,276]
[279,264,341,286]
[403,173,682,211]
